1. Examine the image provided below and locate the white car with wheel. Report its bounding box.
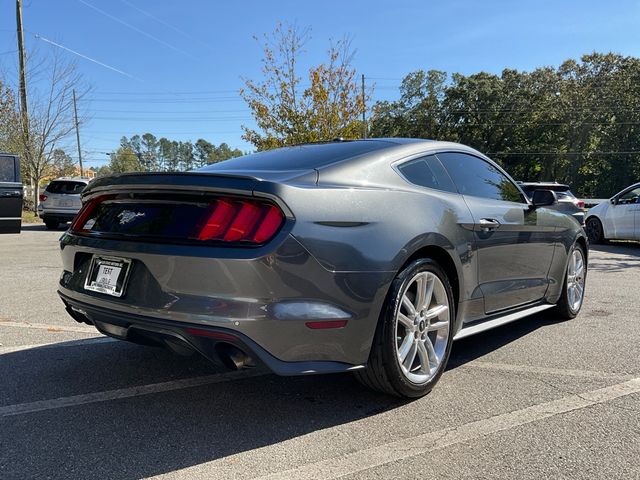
[585,182,640,243]
[38,177,90,229]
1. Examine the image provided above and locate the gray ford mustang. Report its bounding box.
[58,138,587,397]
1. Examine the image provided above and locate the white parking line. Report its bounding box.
[0,319,96,334]
[252,377,640,480]
[0,336,115,354]
[0,369,266,417]
[461,360,632,381]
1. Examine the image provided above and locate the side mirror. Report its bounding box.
[531,189,557,208]
[610,197,616,205]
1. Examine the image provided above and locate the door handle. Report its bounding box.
[478,218,501,231]
[1,191,21,198]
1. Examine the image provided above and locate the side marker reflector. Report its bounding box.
[305,320,348,329]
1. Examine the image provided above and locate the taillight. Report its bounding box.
[577,200,585,209]
[39,194,48,202]
[193,198,284,244]
[70,195,110,232]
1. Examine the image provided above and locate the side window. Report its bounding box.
[617,187,640,205]
[0,156,17,183]
[436,152,525,203]
[397,155,457,193]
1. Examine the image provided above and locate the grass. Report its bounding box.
[21,210,41,224]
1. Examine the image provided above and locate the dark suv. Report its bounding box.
[518,182,585,225]
[0,153,22,234]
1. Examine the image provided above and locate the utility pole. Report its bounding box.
[72,89,84,177]
[16,0,29,155]
[361,74,367,139]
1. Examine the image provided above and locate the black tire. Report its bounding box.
[553,243,587,320]
[585,217,605,244]
[44,219,59,230]
[355,258,455,398]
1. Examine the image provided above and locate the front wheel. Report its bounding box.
[355,258,455,398]
[585,217,605,244]
[553,243,587,320]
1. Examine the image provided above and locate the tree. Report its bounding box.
[6,50,89,211]
[194,138,214,168]
[370,53,640,197]
[209,142,243,164]
[140,133,159,171]
[177,141,195,171]
[0,81,19,154]
[50,148,75,177]
[107,147,142,173]
[240,23,371,150]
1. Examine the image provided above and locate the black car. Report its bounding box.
[0,153,22,234]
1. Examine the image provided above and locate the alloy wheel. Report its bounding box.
[566,247,586,312]
[395,271,450,384]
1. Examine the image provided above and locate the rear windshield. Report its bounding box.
[200,141,395,172]
[46,181,87,194]
[520,185,573,198]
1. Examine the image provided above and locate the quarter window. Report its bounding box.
[436,152,525,203]
[397,155,457,193]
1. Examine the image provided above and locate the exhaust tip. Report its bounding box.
[216,343,254,370]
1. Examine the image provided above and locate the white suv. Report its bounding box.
[38,177,90,229]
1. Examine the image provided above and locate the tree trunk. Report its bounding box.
[32,175,39,215]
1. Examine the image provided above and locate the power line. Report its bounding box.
[77,0,197,61]
[90,108,248,114]
[92,89,241,95]
[90,116,251,121]
[119,0,216,52]
[488,151,640,155]
[34,34,141,81]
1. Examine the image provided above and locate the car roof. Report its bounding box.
[201,138,482,174]
[518,182,571,190]
[50,177,90,183]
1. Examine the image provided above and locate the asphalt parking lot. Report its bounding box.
[1,225,639,480]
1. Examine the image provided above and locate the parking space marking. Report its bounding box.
[252,377,640,480]
[0,319,96,334]
[0,370,267,417]
[459,360,632,381]
[0,336,115,354]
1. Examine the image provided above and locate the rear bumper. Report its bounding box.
[59,291,364,375]
[58,232,394,367]
[39,208,79,223]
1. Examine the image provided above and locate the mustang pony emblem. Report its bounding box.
[117,210,145,225]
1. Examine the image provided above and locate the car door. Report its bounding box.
[436,152,557,314]
[0,154,23,234]
[606,186,640,240]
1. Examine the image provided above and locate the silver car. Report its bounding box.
[58,139,588,397]
[38,177,89,229]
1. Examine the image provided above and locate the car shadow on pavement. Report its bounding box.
[0,314,562,480]
[588,241,640,272]
[448,312,563,370]
[0,339,401,479]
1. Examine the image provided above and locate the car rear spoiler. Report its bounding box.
[82,172,260,200]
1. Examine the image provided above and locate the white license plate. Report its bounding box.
[84,256,132,297]
[58,200,73,207]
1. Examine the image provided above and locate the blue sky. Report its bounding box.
[1,0,639,168]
